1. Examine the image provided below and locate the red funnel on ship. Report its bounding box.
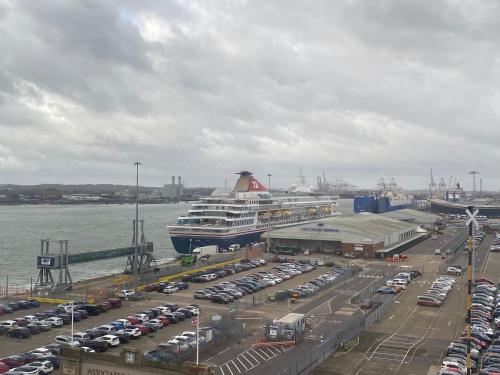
[233,171,268,192]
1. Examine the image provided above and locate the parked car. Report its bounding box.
[106,298,121,308]
[0,361,9,374]
[7,327,31,339]
[54,335,80,347]
[163,285,179,294]
[377,287,398,294]
[118,289,135,298]
[86,339,109,352]
[447,266,462,275]
[0,356,25,369]
[99,335,120,347]
[8,365,39,375]
[27,360,53,374]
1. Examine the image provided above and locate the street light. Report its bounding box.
[133,162,141,292]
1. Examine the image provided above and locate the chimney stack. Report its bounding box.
[178,176,182,186]
[172,176,175,185]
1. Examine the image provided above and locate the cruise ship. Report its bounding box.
[168,171,338,254]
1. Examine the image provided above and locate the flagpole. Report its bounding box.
[196,311,199,365]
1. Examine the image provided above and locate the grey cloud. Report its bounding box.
[0,1,500,189]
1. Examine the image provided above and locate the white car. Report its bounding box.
[9,366,39,375]
[122,327,141,338]
[80,347,96,353]
[181,331,206,344]
[29,348,54,359]
[27,361,53,374]
[100,335,120,347]
[163,286,179,294]
[155,306,171,315]
[54,335,81,347]
[44,317,63,327]
[167,338,190,351]
[0,320,17,329]
[72,332,91,343]
[447,267,462,275]
[118,289,135,298]
[24,315,38,322]
[441,361,466,375]
[133,313,149,322]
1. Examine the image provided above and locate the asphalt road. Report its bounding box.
[312,230,493,375]
[201,266,391,375]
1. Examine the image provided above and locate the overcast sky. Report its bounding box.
[0,0,499,190]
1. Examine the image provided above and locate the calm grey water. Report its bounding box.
[0,203,190,286]
[0,199,353,286]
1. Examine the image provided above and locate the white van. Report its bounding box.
[228,244,241,252]
[395,273,412,282]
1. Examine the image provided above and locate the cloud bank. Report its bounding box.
[1,0,499,190]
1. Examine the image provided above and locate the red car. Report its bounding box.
[13,318,29,327]
[156,315,170,327]
[135,324,150,335]
[0,362,9,374]
[126,316,140,325]
[144,284,158,292]
[475,278,494,285]
[97,303,110,313]
[1,356,25,368]
[106,298,121,308]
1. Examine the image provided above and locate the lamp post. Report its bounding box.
[133,162,141,292]
[70,301,74,347]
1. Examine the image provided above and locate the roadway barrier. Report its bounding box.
[137,258,243,291]
[27,296,96,304]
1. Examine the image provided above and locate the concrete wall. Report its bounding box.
[59,349,209,375]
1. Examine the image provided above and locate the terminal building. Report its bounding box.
[263,209,440,259]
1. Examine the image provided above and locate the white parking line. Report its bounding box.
[244,350,260,364]
[263,347,276,357]
[236,357,248,371]
[256,348,271,359]
[239,354,255,368]
[251,349,267,361]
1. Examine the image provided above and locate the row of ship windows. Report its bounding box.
[234,219,253,226]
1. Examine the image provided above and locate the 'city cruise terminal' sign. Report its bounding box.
[87,369,128,375]
[301,227,340,233]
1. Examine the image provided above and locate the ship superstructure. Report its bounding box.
[354,178,413,214]
[168,171,337,253]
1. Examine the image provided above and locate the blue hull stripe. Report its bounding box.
[171,232,264,254]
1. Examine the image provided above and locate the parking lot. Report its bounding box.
[313,229,492,375]
[0,259,362,359]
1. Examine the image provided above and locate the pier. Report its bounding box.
[67,242,153,264]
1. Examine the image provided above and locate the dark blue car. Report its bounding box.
[377,287,397,294]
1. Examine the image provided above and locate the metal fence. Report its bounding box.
[364,298,393,330]
[350,273,393,305]
[276,298,393,375]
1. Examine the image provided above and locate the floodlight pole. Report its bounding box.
[466,205,474,375]
[133,162,141,292]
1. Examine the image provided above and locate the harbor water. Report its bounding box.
[0,199,353,286]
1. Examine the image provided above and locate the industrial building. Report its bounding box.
[163,176,184,199]
[263,209,439,259]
